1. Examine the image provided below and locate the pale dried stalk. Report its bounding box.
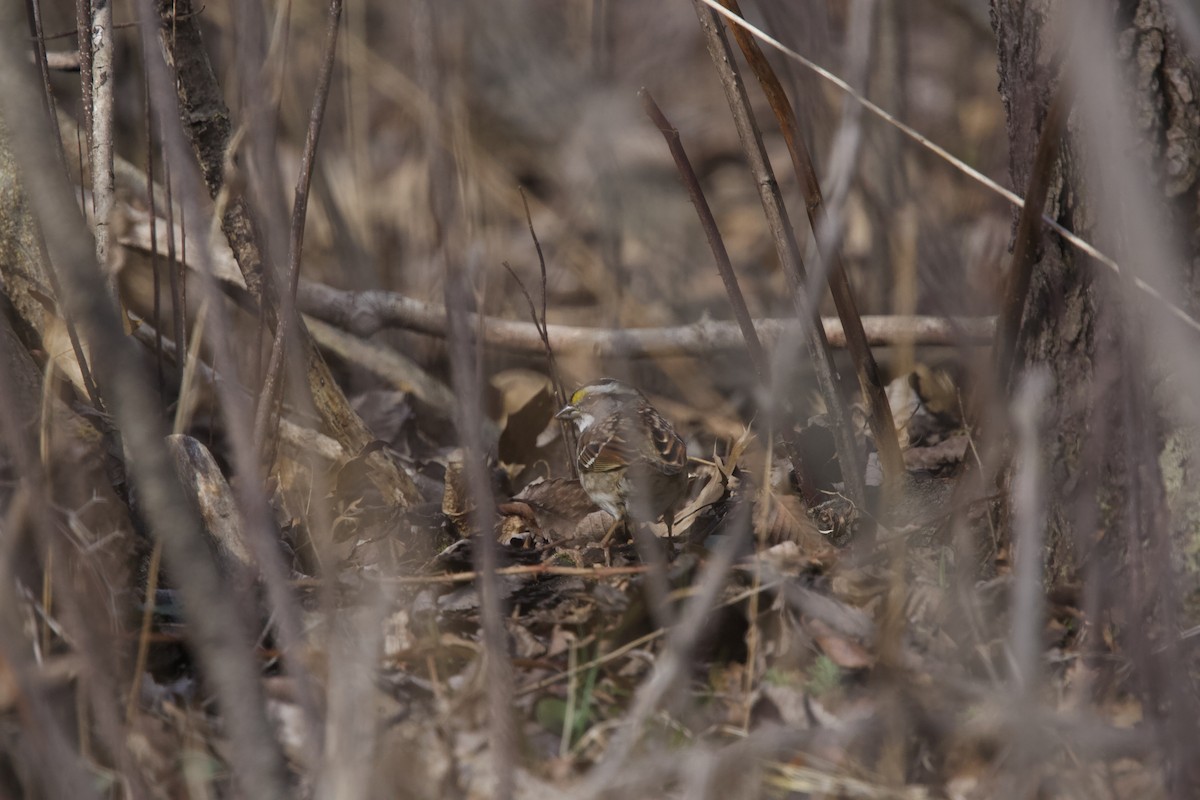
[88,0,115,294]
[296,280,993,356]
[0,12,291,797]
[693,1,866,507]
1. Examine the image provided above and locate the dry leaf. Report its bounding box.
[809,618,874,670]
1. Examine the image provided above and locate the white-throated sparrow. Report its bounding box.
[556,379,689,538]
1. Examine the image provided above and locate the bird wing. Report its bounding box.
[578,406,688,475]
[578,415,635,472]
[639,406,688,475]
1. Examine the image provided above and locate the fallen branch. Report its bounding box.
[115,219,994,358]
[375,563,652,585]
[296,281,994,358]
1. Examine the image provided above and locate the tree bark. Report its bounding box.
[992,1,1200,793]
[992,0,1200,576]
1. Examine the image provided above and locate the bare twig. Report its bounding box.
[640,88,820,499]
[296,280,992,356]
[639,89,769,384]
[74,0,93,155]
[378,563,652,585]
[87,0,115,295]
[694,2,867,507]
[995,88,1067,387]
[151,0,419,508]
[718,0,904,491]
[161,151,186,362]
[253,0,343,471]
[502,258,578,476]
[698,0,1200,338]
[23,0,63,145]
[116,220,994,358]
[141,41,164,394]
[512,185,576,475]
[0,16,291,798]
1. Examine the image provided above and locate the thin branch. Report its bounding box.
[74,0,93,156]
[161,149,185,363]
[296,280,993,356]
[24,0,63,145]
[697,0,1200,338]
[87,0,115,295]
[695,2,867,507]
[639,89,769,384]
[377,563,652,585]
[515,185,575,475]
[142,39,163,395]
[0,16,291,798]
[640,88,820,498]
[995,88,1067,387]
[719,0,904,490]
[115,223,995,356]
[253,0,343,471]
[153,0,420,509]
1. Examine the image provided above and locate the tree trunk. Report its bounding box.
[992,1,1200,793]
[993,0,1200,580]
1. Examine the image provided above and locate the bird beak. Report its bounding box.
[555,404,578,421]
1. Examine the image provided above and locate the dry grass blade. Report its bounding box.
[253,0,344,471]
[717,0,903,491]
[85,0,115,296]
[994,89,1067,387]
[0,13,291,797]
[151,0,420,509]
[697,0,1200,337]
[692,0,866,509]
[640,87,823,504]
[639,89,769,385]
